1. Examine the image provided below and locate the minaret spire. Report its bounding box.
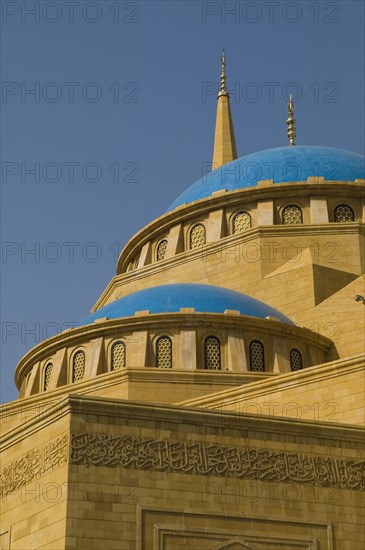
[212,49,237,169]
[287,94,296,146]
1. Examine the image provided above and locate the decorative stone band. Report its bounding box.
[70,432,365,492]
[0,434,68,498]
[1,431,364,497]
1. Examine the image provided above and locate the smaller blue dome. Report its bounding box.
[167,146,365,211]
[79,284,293,326]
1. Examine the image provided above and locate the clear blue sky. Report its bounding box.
[1,1,364,403]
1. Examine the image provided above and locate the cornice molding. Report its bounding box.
[3,368,270,425]
[180,353,365,409]
[2,393,364,450]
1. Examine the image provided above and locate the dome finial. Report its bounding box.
[219,48,227,96]
[287,94,296,146]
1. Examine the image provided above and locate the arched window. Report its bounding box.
[249,340,265,372]
[233,211,251,234]
[111,341,126,371]
[204,336,221,370]
[190,224,206,249]
[282,205,303,225]
[43,362,53,391]
[334,204,355,222]
[156,239,168,261]
[290,349,303,371]
[72,350,85,382]
[156,336,172,368]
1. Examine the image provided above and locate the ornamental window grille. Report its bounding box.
[249,340,265,372]
[290,349,303,371]
[111,341,126,371]
[43,362,53,391]
[156,336,172,368]
[233,211,251,233]
[156,239,168,261]
[334,204,354,223]
[190,224,206,249]
[282,205,303,225]
[72,351,85,382]
[204,336,221,370]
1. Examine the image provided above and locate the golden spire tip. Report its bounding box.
[287,93,296,146]
[219,48,228,97]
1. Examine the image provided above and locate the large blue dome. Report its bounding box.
[79,284,293,326]
[167,146,365,211]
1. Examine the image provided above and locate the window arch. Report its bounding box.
[156,239,168,261]
[249,340,265,372]
[282,205,303,225]
[204,336,221,370]
[233,211,251,234]
[334,204,354,222]
[43,362,53,391]
[72,350,85,382]
[111,341,126,371]
[156,336,172,368]
[190,224,206,249]
[290,349,303,371]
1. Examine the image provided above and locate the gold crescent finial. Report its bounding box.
[219,48,228,96]
[287,93,296,146]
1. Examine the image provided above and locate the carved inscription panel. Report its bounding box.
[70,431,365,491]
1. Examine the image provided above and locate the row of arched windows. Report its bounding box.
[154,336,304,372]
[41,340,304,390]
[156,214,251,262]
[154,204,355,261]
[282,203,355,224]
[42,343,125,391]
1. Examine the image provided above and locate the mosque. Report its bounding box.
[1,52,364,549]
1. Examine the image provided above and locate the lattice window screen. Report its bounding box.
[156,336,172,368]
[233,212,251,233]
[156,239,168,261]
[334,204,354,222]
[282,205,303,224]
[249,340,265,372]
[72,351,85,382]
[111,341,126,371]
[290,349,303,371]
[205,336,221,370]
[43,362,53,391]
[190,224,206,249]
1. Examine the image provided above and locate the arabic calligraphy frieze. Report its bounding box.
[70,432,365,491]
[0,434,68,498]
